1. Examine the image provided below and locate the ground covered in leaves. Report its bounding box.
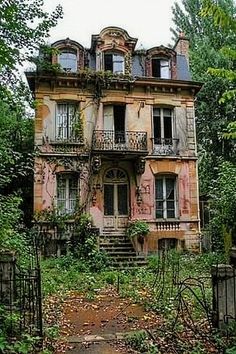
[41,253,236,353]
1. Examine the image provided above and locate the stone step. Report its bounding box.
[98,232,147,268]
[100,246,134,251]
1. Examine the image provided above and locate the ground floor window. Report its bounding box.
[155,175,177,219]
[57,174,78,214]
[158,238,177,251]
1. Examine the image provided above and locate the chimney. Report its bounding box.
[174,32,189,66]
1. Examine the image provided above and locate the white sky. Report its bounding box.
[43,0,180,49]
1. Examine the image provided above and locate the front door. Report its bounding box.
[103,168,129,229]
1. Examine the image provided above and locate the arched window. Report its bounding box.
[58,50,77,72]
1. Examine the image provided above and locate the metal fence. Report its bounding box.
[0,250,42,339]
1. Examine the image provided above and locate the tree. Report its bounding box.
[0,1,63,251]
[0,0,63,84]
[201,0,236,137]
[171,0,236,249]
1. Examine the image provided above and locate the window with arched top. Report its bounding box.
[58,50,77,72]
[104,168,128,217]
[104,168,128,183]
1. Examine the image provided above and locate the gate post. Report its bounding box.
[0,251,16,305]
[212,264,236,328]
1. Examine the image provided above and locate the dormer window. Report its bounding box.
[59,50,77,72]
[104,52,124,74]
[152,58,170,79]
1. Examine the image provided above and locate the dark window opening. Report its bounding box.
[114,105,125,143]
[104,53,113,71]
[104,53,124,73]
[118,184,128,215]
[152,58,170,79]
[153,107,173,145]
[158,238,177,251]
[104,184,114,215]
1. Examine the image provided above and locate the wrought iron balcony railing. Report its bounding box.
[92,130,148,152]
[152,137,179,155]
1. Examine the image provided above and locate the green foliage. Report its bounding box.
[126,220,150,239]
[125,330,152,352]
[0,0,63,82]
[207,161,236,249]
[172,0,236,251]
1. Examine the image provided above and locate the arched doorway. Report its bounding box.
[103,168,129,230]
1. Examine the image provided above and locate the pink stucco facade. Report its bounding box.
[27,27,202,255]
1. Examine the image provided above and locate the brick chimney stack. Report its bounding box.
[174,32,189,66]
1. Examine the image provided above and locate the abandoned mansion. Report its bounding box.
[26,27,202,259]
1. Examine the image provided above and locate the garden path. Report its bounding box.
[53,286,162,353]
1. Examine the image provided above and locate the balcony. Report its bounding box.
[92,130,148,156]
[48,134,84,154]
[152,138,179,156]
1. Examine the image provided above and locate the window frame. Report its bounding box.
[151,57,170,79]
[155,175,178,219]
[58,49,78,72]
[55,102,79,142]
[104,52,125,74]
[153,107,174,145]
[56,173,79,215]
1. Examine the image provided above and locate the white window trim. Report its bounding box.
[153,108,174,141]
[103,52,125,74]
[155,176,178,219]
[55,102,78,141]
[58,50,78,72]
[56,174,78,214]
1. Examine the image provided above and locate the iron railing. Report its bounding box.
[92,130,148,152]
[152,137,179,155]
[0,249,42,340]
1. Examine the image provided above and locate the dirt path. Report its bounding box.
[53,286,162,353]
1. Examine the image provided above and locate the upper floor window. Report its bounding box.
[155,175,177,219]
[104,52,124,74]
[104,104,126,143]
[153,107,173,145]
[56,103,79,142]
[57,174,78,214]
[59,50,77,72]
[152,58,170,79]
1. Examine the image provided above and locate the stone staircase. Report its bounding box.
[99,229,147,268]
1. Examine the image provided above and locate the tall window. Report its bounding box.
[152,58,170,79]
[153,107,173,145]
[104,105,126,143]
[104,53,124,74]
[58,50,77,72]
[57,174,78,214]
[155,176,177,219]
[56,103,78,141]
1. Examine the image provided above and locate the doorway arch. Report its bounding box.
[103,168,129,230]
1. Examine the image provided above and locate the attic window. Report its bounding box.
[152,58,170,79]
[104,52,124,74]
[59,50,77,72]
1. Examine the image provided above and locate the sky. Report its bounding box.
[43,0,181,50]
